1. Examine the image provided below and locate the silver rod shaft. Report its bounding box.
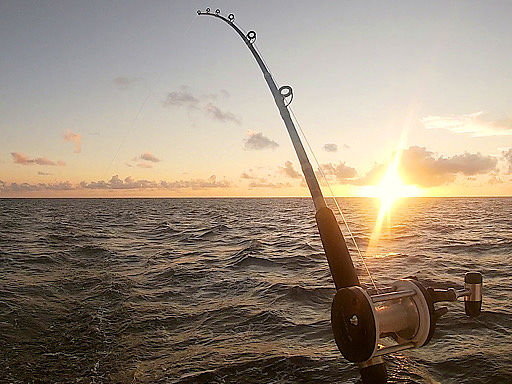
[198,12,326,211]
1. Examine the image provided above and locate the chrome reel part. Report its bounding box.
[331,273,483,365]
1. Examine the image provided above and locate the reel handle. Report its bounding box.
[465,272,483,317]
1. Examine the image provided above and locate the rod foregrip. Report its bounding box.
[315,206,360,289]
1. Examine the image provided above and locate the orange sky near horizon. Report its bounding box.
[1,2,511,198]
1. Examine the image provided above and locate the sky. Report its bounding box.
[1,0,511,197]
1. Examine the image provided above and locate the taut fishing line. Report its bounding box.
[248,35,380,292]
[102,16,198,180]
[289,107,381,293]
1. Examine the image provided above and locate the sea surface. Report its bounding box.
[1,197,511,384]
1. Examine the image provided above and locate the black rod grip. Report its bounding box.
[315,206,360,289]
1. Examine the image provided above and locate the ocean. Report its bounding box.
[1,197,511,383]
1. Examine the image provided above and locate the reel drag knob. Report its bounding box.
[464,272,482,317]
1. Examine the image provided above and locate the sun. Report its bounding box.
[374,162,419,217]
[361,149,421,254]
[360,158,420,216]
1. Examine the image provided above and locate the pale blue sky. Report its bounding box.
[1,1,511,196]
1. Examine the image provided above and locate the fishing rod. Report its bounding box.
[197,9,483,383]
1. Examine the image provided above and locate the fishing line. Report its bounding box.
[102,85,152,180]
[248,32,380,291]
[289,107,381,293]
[101,16,198,180]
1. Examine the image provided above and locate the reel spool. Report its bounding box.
[331,273,483,364]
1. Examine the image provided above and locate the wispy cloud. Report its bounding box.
[11,152,65,166]
[204,103,241,125]
[244,131,279,150]
[163,86,240,124]
[421,112,512,137]
[113,76,143,90]
[38,171,52,176]
[279,161,301,179]
[323,143,338,153]
[64,129,81,153]
[127,152,161,168]
[163,86,200,108]
[140,152,160,163]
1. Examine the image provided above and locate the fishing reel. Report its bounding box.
[331,272,483,369]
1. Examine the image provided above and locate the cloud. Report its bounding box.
[248,180,291,189]
[127,152,161,168]
[240,172,257,179]
[113,76,143,90]
[399,146,497,187]
[0,175,232,194]
[323,143,338,153]
[204,103,241,124]
[140,152,160,163]
[163,87,239,123]
[279,161,301,179]
[346,146,498,187]
[0,180,73,192]
[488,176,504,185]
[244,131,279,150]
[318,146,498,188]
[421,112,512,137]
[320,162,358,182]
[160,175,230,189]
[38,171,52,176]
[64,129,81,153]
[11,152,65,166]
[80,175,230,190]
[503,148,512,174]
[163,87,200,108]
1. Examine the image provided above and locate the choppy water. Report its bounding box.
[0,198,511,383]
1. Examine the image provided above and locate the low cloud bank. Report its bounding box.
[0,175,230,193]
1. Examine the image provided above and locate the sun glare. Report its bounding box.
[362,147,421,255]
[375,164,420,216]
